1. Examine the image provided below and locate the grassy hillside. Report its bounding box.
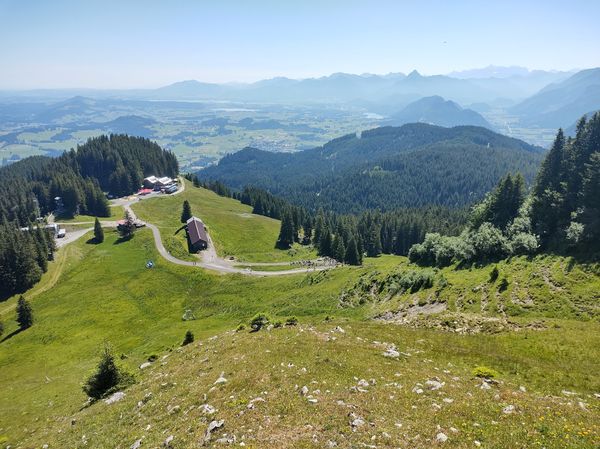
[132,180,316,262]
[0,188,599,448]
[9,321,600,448]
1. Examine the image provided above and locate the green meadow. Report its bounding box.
[0,187,598,448]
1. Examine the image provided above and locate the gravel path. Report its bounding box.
[55,179,333,277]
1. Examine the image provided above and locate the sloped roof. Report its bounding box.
[186,216,208,245]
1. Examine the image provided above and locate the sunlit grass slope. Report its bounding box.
[132,179,317,262]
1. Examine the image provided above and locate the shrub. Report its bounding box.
[510,232,539,255]
[182,309,196,321]
[498,277,509,292]
[324,315,334,322]
[250,313,271,331]
[182,330,194,346]
[464,223,510,262]
[235,323,246,332]
[489,266,499,283]
[285,316,298,326]
[83,345,134,399]
[273,320,283,328]
[147,354,158,362]
[437,275,448,289]
[472,365,500,379]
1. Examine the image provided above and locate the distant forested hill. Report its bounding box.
[386,96,493,129]
[199,123,544,214]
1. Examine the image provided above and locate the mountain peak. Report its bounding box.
[407,70,422,79]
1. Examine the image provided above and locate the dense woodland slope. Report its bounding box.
[0,134,178,298]
[409,112,600,266]
[199,123,544,213]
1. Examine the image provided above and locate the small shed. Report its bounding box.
[186,216,208,252]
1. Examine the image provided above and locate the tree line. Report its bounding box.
[198,123,544,214]
[0,134,178,225]
[0,222,55,298]
[186,173,466,265]
[409,112,600,266]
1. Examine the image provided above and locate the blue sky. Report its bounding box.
[1,0,599,88]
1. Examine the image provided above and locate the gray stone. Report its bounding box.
[104,391,125,404]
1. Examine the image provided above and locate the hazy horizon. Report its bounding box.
[1,0,599,89]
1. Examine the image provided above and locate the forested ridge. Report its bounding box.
[0,134,178,225]
[0,134,178,298]
[409,113,600,266]
[190,175,467,265]
[199,123,544,213]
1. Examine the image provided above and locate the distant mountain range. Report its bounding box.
[510,68,600,128]
[1,66,597,135]
[144,69,572,106]
[386,96,493,129]
[199,123,544,213]
[0,66,577,106]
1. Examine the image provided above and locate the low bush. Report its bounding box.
[285,316,298,326]
[489,266,499,283]
[250,313,271,331]
[182,330,194,346]
[498,277,509,292]
[472,365,500,379]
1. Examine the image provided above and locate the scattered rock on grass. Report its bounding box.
[201,404,217,415]
[425,379,445,390]
[502,404,515,414]
[104,391,125,404]
[204,420,225,444]
[214,372,228,384]
[436,432,448,443]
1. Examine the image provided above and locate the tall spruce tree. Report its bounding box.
[16,296,33,329]
[332,234,346,262]
[319,227,333,257]
[119,210,136,239]
[94,217,104,243]
[277,211,295,249]
[181,200,192,223]
[344,237,361,265]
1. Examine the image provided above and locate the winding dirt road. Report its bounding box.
[56,181,335,277]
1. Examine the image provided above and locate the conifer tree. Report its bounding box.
[332,234,346,262]
[16,296,33,329]
[344,237,361,265]
[94,217,104,243]
[180,200,192,223]
[182,330,194,346]
[83,344,132,399]
[277,211,295,249]
[365,226,382,257]
[318,226,333,257]
[302,216,313,244]
[119,210,136,239]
